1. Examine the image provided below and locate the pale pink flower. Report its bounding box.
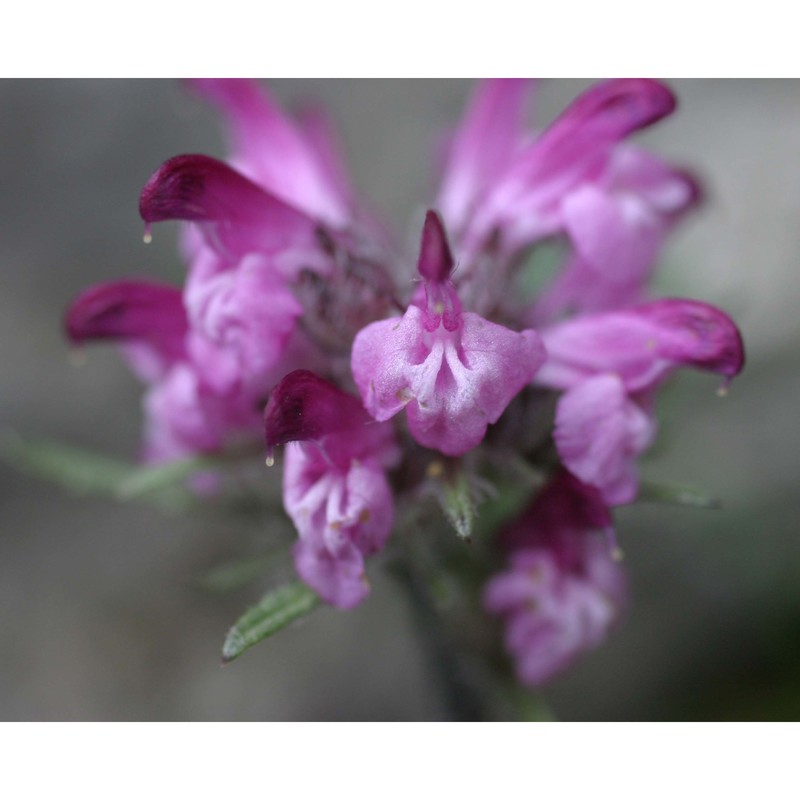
[351,210,545,456]
[264,370,399,608]
[537,299,745,503]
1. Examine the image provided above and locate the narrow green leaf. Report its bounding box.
[638,480,721,510]
[222,582,320,663]
[1,433,137,495]
[0,433,195,511]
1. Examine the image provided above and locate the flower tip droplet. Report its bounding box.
[265,451,275,468]
[716,381,730,398]
[143,224,152,244]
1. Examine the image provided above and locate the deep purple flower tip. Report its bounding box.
[264,369,371,451]
[417,210,455,283]
[139,153,281,224]
[64,279,187,347]
[638,298,746,380]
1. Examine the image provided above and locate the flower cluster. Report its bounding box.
[65,79,744,686]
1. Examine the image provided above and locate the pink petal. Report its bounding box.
[636,298,745,383]
[535,147,701,322]
[184,253,303,392]
[531,79,676,179]
[139,154,323,264]
[352,307,546,456]
[264,370,373,451]
[554,375,656,505]
[609,147,701,216]
[294,103,357,212]
[293,539,369,610]
[351,309,429,423]
[469,80,677,252]
[561,184,662,284]
[65,279,186,346]
[437,79,532,233]
[141,363,259,463]
[283,439,395,609]
[538,299,745,393]
[64,279,187,380]
[484,554,557,612]
[456,312,547,426]
[188,79,352,226]
[538,313,674,392]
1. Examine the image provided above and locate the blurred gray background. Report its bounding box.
[1,80,799,720]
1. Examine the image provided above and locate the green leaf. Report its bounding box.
[638,480,721,510]
[1,433,138,495]
[222,582,320,663]
[115,456,217,500]
[0,433,195,511]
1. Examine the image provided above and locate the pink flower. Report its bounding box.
[430,79,700,330]
[351,211,545,456]
[139,153,332,394]
[140,153,394,401]
[552,375,656,505]
[440,79,677,261]
[534,147,701,321]
[485,471,626,686]
[537,299,745,503]
[129,81,396,462]
[133,104,351,454]
[64,278,263,464]
[187,79,358,229]
[140,153,333,277]
[264,370,399,608]
[141,363,259,464]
